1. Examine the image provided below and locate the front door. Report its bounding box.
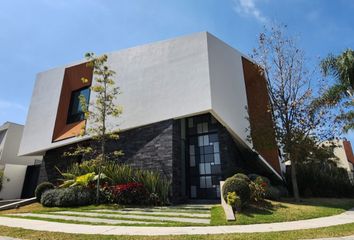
[186,115,222,199]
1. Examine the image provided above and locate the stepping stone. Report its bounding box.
[92,209,210,218]
[8,213,163,225]
[54,211,210,224]
[121,207,211,213]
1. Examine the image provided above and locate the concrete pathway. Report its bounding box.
[0,208,353,236]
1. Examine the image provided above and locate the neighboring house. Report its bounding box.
[0,122,42,200]
[328,139,354,182]
[19,32,283,202]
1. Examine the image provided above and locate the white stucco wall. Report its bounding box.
[0,164,27,200]
[0,122,40,166]
[19,32,212,156]
[206,34,250,147]
[323,140,354,181]
[334,141,352,170]
[19,32,260,157]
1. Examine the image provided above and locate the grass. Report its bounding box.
[211,198,354,225]
[1,198,354,228]
[0,222,354,240]
[1,214,199,227]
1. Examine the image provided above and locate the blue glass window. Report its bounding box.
[67,87,90,124]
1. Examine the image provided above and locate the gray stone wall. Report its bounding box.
[39,119,186,202]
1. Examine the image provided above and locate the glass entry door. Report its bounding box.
[187,115,222,199]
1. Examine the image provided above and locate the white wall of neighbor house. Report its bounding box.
[323,140,354,181]
[206,33,251,148]
[0,164,27,200]
[0,122,40,166]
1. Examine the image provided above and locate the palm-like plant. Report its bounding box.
[316,49,354,132]
[321,49,354,90]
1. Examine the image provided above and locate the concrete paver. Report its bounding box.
[92,209,210,218]
[0,237,22,240]
[9,213,163,225]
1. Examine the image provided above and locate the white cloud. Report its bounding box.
[233,0,268,24]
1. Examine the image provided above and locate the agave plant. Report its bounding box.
[57,167,108,188]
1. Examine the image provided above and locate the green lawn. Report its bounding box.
[1,222,354,240]
[211,198,354,225]
[1,198,354,239]
[1,198,354,227]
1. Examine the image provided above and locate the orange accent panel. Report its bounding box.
[343,140,354,165]
[52,63,93,142]
[242,57,281,174]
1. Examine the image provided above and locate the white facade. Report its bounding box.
[332,140,354,181]
[0,164,27,200]
[19,32,253,156]
[322,140,354,182]
[0,122,42,200]
[0,122,40,166]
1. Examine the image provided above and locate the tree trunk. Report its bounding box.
[291,160,300,202]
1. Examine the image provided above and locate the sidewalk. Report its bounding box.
[0,209,353,236]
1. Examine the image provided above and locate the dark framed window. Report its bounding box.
[66,87,90,124]
[186,114,222,199]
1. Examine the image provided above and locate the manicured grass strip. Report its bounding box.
[211,198,354,226]
[35,211,206,226]
[8,213,165,225]
[50,211,210,224]
[1,222,354,239]
[0,215,199,227]
[90,209,210,219]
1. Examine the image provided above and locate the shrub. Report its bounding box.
[40,189,57,207]
[35,182,55,202]
[110,182,149,205]
[222,177,251,207]
[265,185,281,200]
[233,173,251,183]
[64,161,171,205]
[287,162,354,198]
[249,177,267,202]
[135,170,171,205]
[276,185,289,198]
[41,187,94,207]
[227,191,242,212]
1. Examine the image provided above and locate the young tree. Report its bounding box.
[78,53,122,203]
[251,25,338,201]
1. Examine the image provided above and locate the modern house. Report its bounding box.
[19,32,283,202]
[0,122,42,200]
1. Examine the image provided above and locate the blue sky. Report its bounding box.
[0,0,353,142]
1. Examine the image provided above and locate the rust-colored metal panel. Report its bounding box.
[343,140,354,165]
[52,63,92,142]
[241,57,281,174]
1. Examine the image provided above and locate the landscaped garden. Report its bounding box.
[1,197,354,227]
[1,156,354,239]
[2,160,353,228]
